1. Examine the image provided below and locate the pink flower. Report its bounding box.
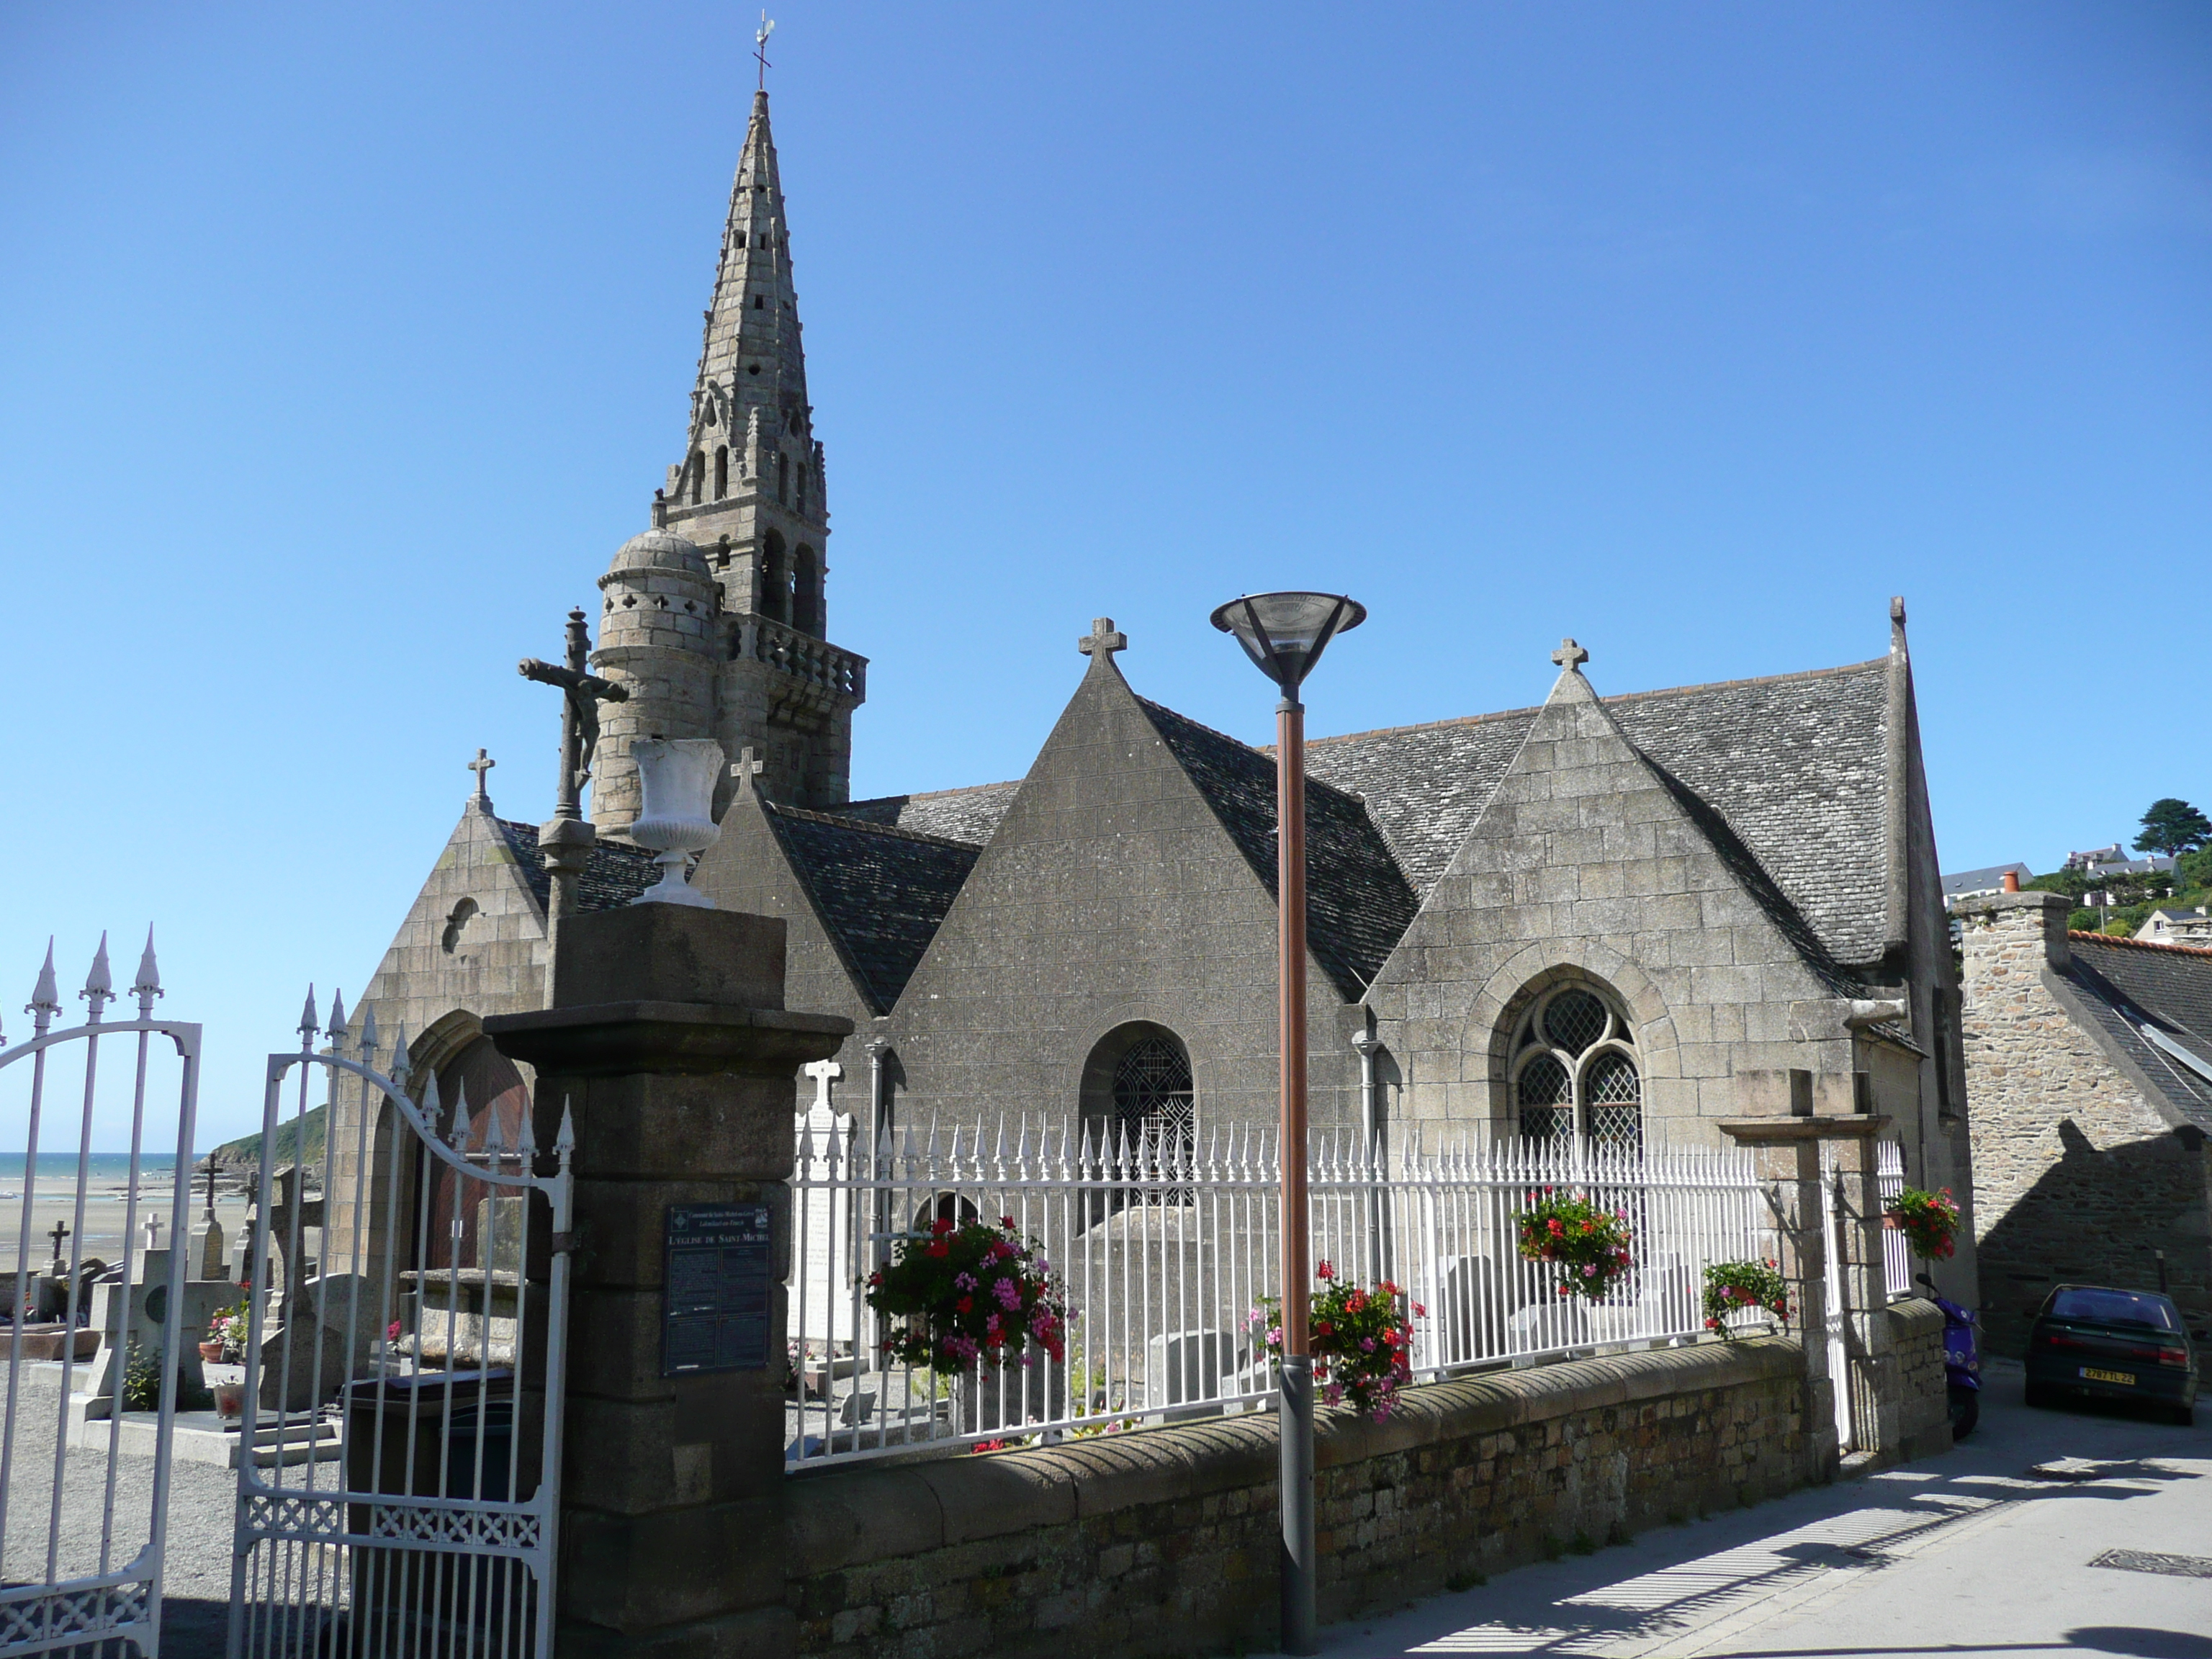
[1360,1337,1377,1353]
[954,1272,977,1291]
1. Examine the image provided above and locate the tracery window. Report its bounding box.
[1509,983,1641,1148]
[1112,1035,1194,1148]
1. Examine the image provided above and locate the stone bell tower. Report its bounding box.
[590,89,866,832]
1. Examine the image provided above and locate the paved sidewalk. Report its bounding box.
[1280,1359,2212,1659]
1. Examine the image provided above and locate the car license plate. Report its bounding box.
[2081,1367,2136,1385]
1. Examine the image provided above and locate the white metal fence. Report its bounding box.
[787,1118,1776,1467]
[1876,1140,1911,1300]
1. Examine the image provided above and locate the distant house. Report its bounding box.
[1954,891,2212,1352]
[2064,843,2178,881]
[2138,907,2212,946]
[1942,863,2033,904]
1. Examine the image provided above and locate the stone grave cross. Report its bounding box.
[47,1219,68,1275]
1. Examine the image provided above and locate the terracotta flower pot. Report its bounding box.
[198,1341,225,1363]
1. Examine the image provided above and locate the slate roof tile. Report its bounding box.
[835,783,1020,846]
[1305,660,1897,970]
[499,819,660,913]
[1133,698,1419,1000]
[764,805,983,1015]
[2060,933,2212,1133]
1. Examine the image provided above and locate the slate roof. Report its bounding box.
[763,804,983,1015]
[835,783,1021,847]
[498,819,659,912]
[1305,659,1898,969]
[1134,698,1420,1000]
[2054,933,2212,1135]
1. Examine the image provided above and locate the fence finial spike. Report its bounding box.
[131,927,162,1015]
[518,1100,537,1156]
[81,932,114,1022]
[326,988,348,1052]
[358,1001,379,1061]
[418,1066,441,1129]
[297,986,320,1048]
[556,1097,576,1159]
[449,1079,470,1144]
[27,938,60,1035]
[486,1102,507,1156]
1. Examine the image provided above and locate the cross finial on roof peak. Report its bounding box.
[1550,638,1589,673]
[467,748,495,805]
[731,745,767,800]
[1079,618,1128,662]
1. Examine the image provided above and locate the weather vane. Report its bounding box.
[755,12,775,91]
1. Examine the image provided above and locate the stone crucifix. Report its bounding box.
[467,748,496,805]
[519,608,631,927]
[1551,638,1589,673]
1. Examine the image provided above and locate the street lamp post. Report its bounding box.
[1210,591,1367,1657]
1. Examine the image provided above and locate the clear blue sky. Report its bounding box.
[3,3,2206,1146]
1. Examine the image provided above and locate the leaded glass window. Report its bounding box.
[1507,983,1641,1147]
[1112,1033,1195,1197]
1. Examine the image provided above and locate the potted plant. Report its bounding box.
[1702,1259,1790,1339]
[1251,1261,1425,1421]
[205,1291,252,1363]
[864,1215,1069,1376]
[1883,1187,1961,1260]
[1514,1188,1635,1300]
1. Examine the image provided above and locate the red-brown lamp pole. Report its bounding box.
[1211,592,1365,1658]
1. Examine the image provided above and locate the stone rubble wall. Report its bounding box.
[1956,894,2211,1353]
[778,1337,1808,1659]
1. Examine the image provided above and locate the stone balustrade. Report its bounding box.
[733,615,866,706]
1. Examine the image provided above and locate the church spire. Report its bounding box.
[655,89,828,638]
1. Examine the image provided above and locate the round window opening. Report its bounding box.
[1510,983,1641,1148]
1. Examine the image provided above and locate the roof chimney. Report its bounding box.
[2002,871,2020,894]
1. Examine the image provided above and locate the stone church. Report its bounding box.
[343,89,1978,1291]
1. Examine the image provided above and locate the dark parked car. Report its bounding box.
[2024,1285,2198,1425]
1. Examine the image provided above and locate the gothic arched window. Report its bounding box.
[688,449,704,505]
[759,531,788,624]
[714,446,729,499]
[1509,982,1641,1148]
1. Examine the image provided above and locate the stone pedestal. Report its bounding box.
[487,904,849,1659]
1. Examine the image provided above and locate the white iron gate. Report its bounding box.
[230,993,573,1659]
[0,933,199,1656]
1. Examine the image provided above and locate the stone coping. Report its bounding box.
[1716,1114,1892,1142]
[485,1000,852,1076]
[1948,889,2069,917]
[1885,1296,1943,1338]
[786,1335,1802,1575]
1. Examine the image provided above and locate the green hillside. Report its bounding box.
[210,1103,327,1171]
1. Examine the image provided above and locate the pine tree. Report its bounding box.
[2135,798,2212,858]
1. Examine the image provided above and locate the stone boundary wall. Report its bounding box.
[780,1336,1809,1659]
[1884,1298,1948,1455]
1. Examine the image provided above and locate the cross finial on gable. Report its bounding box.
[1550,638,1589,673]
[467,748,496,804]
[1079,617,1128,662]
[731,745,767,799]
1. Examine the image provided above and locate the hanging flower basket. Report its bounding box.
[1702,1259,1789,1339]
[864,1216,1069,1377]
[1251,1262,1425,1421]
[1514,1189,1635,1301]
[1882,1187,1960,1260]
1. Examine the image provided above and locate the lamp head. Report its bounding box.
[1208,592,1367,699]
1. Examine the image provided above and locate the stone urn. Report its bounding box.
[628,738,724,907]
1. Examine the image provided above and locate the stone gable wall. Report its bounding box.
[1957,893,2211,1352]
[778,1339,1808,1659]
[869,663,1362,1134]
[1364,673,1866,1146]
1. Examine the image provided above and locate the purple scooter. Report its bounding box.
[1917,1271,1982,1439]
